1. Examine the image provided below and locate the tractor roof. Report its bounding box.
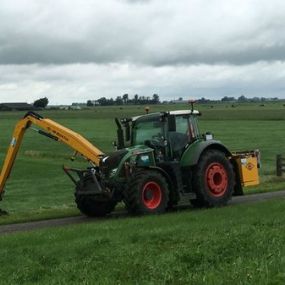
[131,109,200,122]
[169,110,200,116]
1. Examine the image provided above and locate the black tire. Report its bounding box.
[192,150,234,207]
[75,193,116,217]
[75,177,116,217]
[124,170,169,215]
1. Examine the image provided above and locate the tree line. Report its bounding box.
[31,94,281,109]
[87,94,160,106]
[220,95,279,103]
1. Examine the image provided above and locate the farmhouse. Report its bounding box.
[0,102,35,111]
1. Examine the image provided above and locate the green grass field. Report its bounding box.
[0,102,285,223]
[0,199,284,284]
[0,102,284,284]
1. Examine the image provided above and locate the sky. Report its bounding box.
[1,0,285,105]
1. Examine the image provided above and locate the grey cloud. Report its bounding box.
[122,0,152,3]
[1,0,285,66]
[2,39,285,66]
[148,45,285,66]
[1,0,285,104]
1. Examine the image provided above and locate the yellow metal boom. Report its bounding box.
[0,112,104,197]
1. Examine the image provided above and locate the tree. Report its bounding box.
[122,94,129,104]
[33,97,49,108]
[115,96,123,105]
[237,95,247,102]
[87,100,94,107]
[221,96,236,102]
[198,97,209,104]
[98,97,108,106]
[108,98,114,105]
[152,94,160,104]
[134,94,139,104]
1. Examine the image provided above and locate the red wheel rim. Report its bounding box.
[205,162,228,197]
[142,181,162,209]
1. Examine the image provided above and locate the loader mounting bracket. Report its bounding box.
[63,165,88,185]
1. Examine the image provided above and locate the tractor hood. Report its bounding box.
[100,145,155,178]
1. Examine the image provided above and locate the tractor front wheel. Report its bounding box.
[191,150,234,207]
[125,170,169,215]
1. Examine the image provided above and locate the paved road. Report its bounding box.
[0,190,285,235]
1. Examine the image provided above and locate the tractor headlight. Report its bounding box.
[136,154,150,166]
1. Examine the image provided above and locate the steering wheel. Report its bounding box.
[145,134,164,148]
[151,134,164,145]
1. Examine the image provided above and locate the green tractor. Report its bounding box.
[74,108,260,216]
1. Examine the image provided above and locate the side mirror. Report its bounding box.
[125,122,130,141]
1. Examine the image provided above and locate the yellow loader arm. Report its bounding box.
[0,112,104,197]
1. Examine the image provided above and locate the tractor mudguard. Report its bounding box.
[138,166,175,194]
[132,164,182,207]
[180,139,232,167]
[134,165,181,207]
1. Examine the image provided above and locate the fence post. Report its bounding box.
[276,154,283,176]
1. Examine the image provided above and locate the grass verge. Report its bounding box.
[0,199,284,284]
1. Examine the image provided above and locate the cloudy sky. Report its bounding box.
[1,0,285,104]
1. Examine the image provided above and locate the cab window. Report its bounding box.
[176,116,189,133]
[132,119,164,145]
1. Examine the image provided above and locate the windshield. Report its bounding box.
[132,117,164,145]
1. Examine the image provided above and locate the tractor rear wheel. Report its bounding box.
[75,176,116,217]
[125,170,169,215]
[191,150,234,207]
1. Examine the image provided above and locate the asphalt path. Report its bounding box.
[0,190,284,235]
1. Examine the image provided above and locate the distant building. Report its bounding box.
[0,102,35,111]
[71,102,87,107]
[59,105,69,110]
[70,105,82,110]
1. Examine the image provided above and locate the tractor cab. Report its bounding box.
[116,109,202,162]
